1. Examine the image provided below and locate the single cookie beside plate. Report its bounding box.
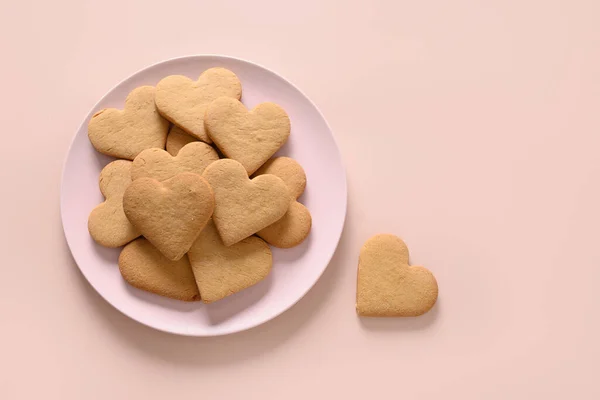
[356,234,438,317]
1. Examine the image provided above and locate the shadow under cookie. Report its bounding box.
[123,280,201,312]
[204,274,273,325]
[271,233,312,263]
[90,238,120,265]
[358,301,441,332]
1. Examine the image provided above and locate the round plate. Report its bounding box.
[61,55,347,336]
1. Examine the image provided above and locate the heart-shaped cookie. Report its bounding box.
[88,160,140,247]
[119,238,200,301]
[155,67,242,143]
[88,86,169,160]
[131,142,219,182]
[166,125,199,156]
[205,97,291,175]
[123,172,215,260]
[356,234,438,317]
[257,201,312,248]
[202,159,290,246]
[188,220,272,303]
[254,157,311,248]
[253,157,306,199]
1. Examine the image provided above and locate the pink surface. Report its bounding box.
[2,0,600,398]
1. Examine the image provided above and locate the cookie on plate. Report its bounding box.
[188,220,272,303]
[155,67,242,143]
[254,157,311,248]
[356,234,438,317]
[131,142,218,182]
[202,159,289,246]
[123,172,215,260]
[205,97,290,175]
[256,202,311,249]
[88,86,169,160]
[88,160,140,247]
[253,157,306,199]
[166,125,199,156]
[119,238,200,301]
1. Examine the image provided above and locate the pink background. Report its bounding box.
[2,1,600,398]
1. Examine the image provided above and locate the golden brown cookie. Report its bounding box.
[188,220,272,303]
[356,234,438,317]
[166,125,199,156]
[88,86,169,160]
[123,172,215,260]
[88,160,140,247]
[257,201,311,248]
[253,157,306,199]
[202,159,289,246]
[254,157,311,248]
[205,97,290,175]
[119,238,200,301]
[131,142,219,182]
[155,68,242,143]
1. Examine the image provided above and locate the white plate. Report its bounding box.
[61,55,347,336]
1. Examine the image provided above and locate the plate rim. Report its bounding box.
[60,54,348,336]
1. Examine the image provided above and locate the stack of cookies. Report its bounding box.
[87,68,312,303]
